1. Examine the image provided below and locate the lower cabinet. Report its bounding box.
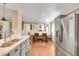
[4,39,28,56]
[9,45,20,56]
[20,40,27,56]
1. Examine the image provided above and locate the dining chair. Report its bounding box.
[34,33,39,42]
[42,33,48,43]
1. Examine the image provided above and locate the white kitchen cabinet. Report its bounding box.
[20,40,27,56]
[9,45,20,56]
[4,40,27,56]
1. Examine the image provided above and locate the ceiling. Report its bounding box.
[0,3,79,22]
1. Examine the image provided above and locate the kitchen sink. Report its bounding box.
[0,42,15,47]
[11,39,21,42]
[0,39,21,47]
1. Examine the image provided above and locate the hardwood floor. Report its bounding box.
[28,41,56,56]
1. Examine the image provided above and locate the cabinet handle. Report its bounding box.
[15,49,18,52]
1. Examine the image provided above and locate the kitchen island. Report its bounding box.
[0,35,30,56]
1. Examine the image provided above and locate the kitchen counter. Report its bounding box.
[0,35,30,56]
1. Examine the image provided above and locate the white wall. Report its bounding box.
[49,21,55,41]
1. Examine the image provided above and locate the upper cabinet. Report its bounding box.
[11,10,22,36]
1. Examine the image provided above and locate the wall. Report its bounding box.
[49,21,55,41]
[23,22,43,31]
[23,22,51,35]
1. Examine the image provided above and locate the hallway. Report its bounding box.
[28,41,55,56]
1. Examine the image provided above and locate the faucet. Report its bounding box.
[10,30,14,40]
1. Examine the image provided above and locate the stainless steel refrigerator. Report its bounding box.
[55,10,79,56]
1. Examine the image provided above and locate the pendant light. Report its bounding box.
[1,3,6,21]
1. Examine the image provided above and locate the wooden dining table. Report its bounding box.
[30,34,52,43]
[35,35,45,41]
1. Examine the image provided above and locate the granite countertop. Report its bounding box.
[0,35,29,56]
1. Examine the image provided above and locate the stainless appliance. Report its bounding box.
[61,13,75,56]
[55,10,79,56]
[55,12,79,56]
[55,15,69,56]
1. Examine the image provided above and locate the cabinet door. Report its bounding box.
[9,45,20,56]
[22,41,26,56]
[20,41,27,56]
[4,53,9,56]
